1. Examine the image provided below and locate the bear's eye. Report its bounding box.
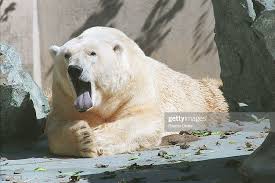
[88,51,96,56]
[113,44,121,53]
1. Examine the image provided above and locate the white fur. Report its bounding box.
[46,27,228,157]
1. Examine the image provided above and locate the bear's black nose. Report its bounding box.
[68,65,83,79]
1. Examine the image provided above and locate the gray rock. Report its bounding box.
[0,43,50,143]
[252,10,275,111]
[254,0,275,11]
[253,10,275,58]
[212,0,274,111]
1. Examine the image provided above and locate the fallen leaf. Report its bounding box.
[128,155,140,161]
[127,163,153,170]
[179,143,190,149]
[220,135,228,139]
[34,167,47,172]
[158,150,167,156]
[95,163,109,168]
[58,170,83,177]
[246,136,258,139]
[164,154,176,159]
[211,131,223,136]
[158,150,175,159]
[198,145,208,150]
[70,175,80,182]
[224,131,237,135]
[14,168,24,174]
[236,147,242,150]
[195,149,202,155]
[247,148,254,151]
[245,142,253,148]
[191,130,211,137]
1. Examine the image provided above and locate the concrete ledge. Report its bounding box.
[0,121,269,183]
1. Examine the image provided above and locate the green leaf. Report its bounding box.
[34,167,47,172]
[191,130,211,137]
[211,131,223,136]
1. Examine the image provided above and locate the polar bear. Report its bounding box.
[46,27,228,157]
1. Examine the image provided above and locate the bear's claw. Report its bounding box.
[70,121,98,157]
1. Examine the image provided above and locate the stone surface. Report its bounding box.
[0,121,269,183]
[0,43,50,143]
[240,132,275,183]
[254,0,275,10]
[253,10,275,57]
[212,1,275,182]
[252,9,275,112]
[212,0,274,112]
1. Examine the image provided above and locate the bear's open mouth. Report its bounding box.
[70,78,93,112]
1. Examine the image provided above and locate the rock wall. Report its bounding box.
[212,0,275,111]
[253,8,275,111]
[0,44,49,143]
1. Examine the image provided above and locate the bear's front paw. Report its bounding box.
[70,121,101,158]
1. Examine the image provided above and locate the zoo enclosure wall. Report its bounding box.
[0,0,220,89]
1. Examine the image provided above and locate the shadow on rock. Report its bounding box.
[82,156,246,183]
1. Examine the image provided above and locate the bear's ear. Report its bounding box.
[113,43,123,54]
[49,45,60,57]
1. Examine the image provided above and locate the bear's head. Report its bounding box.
[49,27,145,112]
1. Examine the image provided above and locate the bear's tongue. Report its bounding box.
[74,91,93,112]
[71,79,93,112]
